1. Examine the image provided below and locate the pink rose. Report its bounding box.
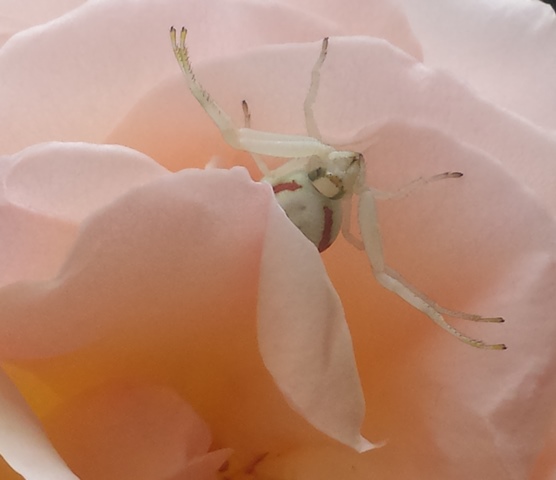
[1,1,556,479]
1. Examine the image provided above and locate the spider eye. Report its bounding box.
[308,167,325,182]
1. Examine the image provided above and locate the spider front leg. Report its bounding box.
[170,26,242,149]
[357,189,506,350]
[171,27,337,161]
[342,172,464,250]
[303,37,329,140]
[240,34,329,174]
[370,171,464,201]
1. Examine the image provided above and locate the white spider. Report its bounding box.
[170,27,505,350]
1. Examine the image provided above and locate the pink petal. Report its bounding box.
[0,167,270,359]
[0,0,338,155]
[0,368,79,480]
[0,142,167,286]
[394,0,556,130]
[258,199,372,451]
[44,382,230,480]
[1,163,365,455]
[277,0,422,59]
[0,0,84,47]
[3,142,167,222]
[2,3,553,477]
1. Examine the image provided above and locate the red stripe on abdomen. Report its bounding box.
[318,206,333,252]
[273,181,302,194]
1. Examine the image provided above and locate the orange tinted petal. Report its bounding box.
[45,383,230,480]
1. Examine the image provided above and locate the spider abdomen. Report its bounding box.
[264,170,342,252]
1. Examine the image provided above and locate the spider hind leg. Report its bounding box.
[358,189,506,350]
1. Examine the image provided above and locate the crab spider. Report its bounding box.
[170,27,506,350]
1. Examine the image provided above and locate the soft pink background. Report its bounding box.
[1,0,556,479]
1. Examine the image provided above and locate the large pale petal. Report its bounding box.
[0,0,340,155]
[277,0,422,59]
[3,143,167,223]
[0,167,269,359]
[0,0,84,47]
[0,142,167,287]
[0,368,79,480]
[2,164,364,463]
[258,200,372,452]
[394,0,556,130]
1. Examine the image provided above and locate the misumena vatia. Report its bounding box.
[170,27,506,350]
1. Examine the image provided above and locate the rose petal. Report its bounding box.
[0,167,270,359]
[0,0,340,155]
[278,0,423,59]
[2,164,365,457]
[4,142,167,222]
[0,367,79,480]
[258,198,372,451]
[0,0,84,47]
[0,142,167,287]
[44,382,229,480]
[2,3,553,477]
[394,0,556,129]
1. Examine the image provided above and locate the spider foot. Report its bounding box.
[439,312,506,350]
[436,305,505,323]
[169,25,187,51]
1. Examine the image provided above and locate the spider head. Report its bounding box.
[307,151,363,199]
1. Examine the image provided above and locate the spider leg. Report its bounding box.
[171,27,337,161]
[241,100,271,176]
[242,99,251,128]
[371,172,463,201]
[357,189,506,350]
[347,171,461,249]
[170,27,243,149]
[341,196,365,250]
[303,37,329,140]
